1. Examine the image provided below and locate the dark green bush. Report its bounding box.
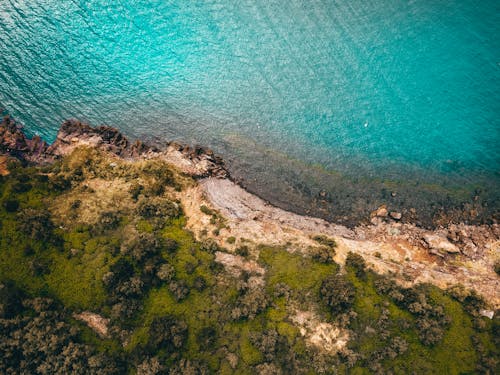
[345,251,366,278]
[312,235,336,249]
[17,208,54,241]
[147,315,187,354]
[320,273,355,314]
[2,199,19,212]
[169,280,190,302]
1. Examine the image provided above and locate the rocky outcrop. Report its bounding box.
[0,115,49,163]
[47,119,149,158]
[0,117,228,178]
[423,234,461,255]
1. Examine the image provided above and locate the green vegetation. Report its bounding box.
[0,148,498,374]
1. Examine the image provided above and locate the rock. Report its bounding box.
[389,211,402,220]
[423,234,460,254]
[73,311,110,337]
[479,309,494,319]
[372,205,388,218]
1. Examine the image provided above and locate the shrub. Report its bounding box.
[193,276,207,292]
[129,183,144,201]
[227,236,236,244]
[184,262,196,275]
[345,251,366,278]
[169,280,190,302]
[235,245,249,257]
[98,211,121,230]
[311,246,335,263]
[17,208,54,241]
[136,197,181,219]
[312,235,336,249]
[495,261,500,277]
[163,238,179,254]
[200,205,215,216]
[122,233,163,263]
[200,239,219,254]
[157,263,175,282]
[147,315,188,354]
[197,326,217,351]
[29,258,51,276]
[231,288,269,320]
[0,281,25,318]
[168,359,209,375]
[320,274,355,314]
[3,199,19,212]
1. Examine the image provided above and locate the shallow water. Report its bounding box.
[1,0,499,224]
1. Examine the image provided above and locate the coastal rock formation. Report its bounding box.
[0,117,228,178]
[0,115,49,163]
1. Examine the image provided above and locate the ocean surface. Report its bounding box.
[1,0,499,225]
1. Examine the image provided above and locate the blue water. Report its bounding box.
[1,1,499,218]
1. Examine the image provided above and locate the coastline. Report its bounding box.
[1,115,499,308]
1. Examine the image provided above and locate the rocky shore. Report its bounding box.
[1,116,499,308]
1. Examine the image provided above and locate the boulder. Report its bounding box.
[423,234,460,254]
[389,211,402,220]
[372,205,388,218]
[479,309,494,319]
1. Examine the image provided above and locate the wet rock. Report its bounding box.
[423,234,460,254]
[389,211,402,220]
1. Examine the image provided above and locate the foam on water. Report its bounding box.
[1,0,499,223]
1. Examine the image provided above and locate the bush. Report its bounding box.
[136,197,181,219]
[320,274,356,314]
[345,251,366,278]
[495,261,500,277]
[122,233,164,263]
[193,276,207,292]
[200,239,219,254]
[311,246,335,263]
[129,183,144,201]
[169,280,190,301]
[0,281,25,318]
[17,208,54,241]
[98,211,121,230]
[231,288,269,320]
[147,315,188,354]
[200,205,215,216]
[157,263,175,282]
[312,235,336,249]
[235,245,249,257]
[2,199,19,212]
[197,326,217,351]
[168,359,209,375]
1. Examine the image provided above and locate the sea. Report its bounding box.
[1,0,499,226]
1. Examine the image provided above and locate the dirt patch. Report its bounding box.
[291,310,349,354]
[73,311,110,338]
[0,155,9,176]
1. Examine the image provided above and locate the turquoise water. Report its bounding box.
[1,0,499,223]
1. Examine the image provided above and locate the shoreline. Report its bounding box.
[1,115,499,308]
